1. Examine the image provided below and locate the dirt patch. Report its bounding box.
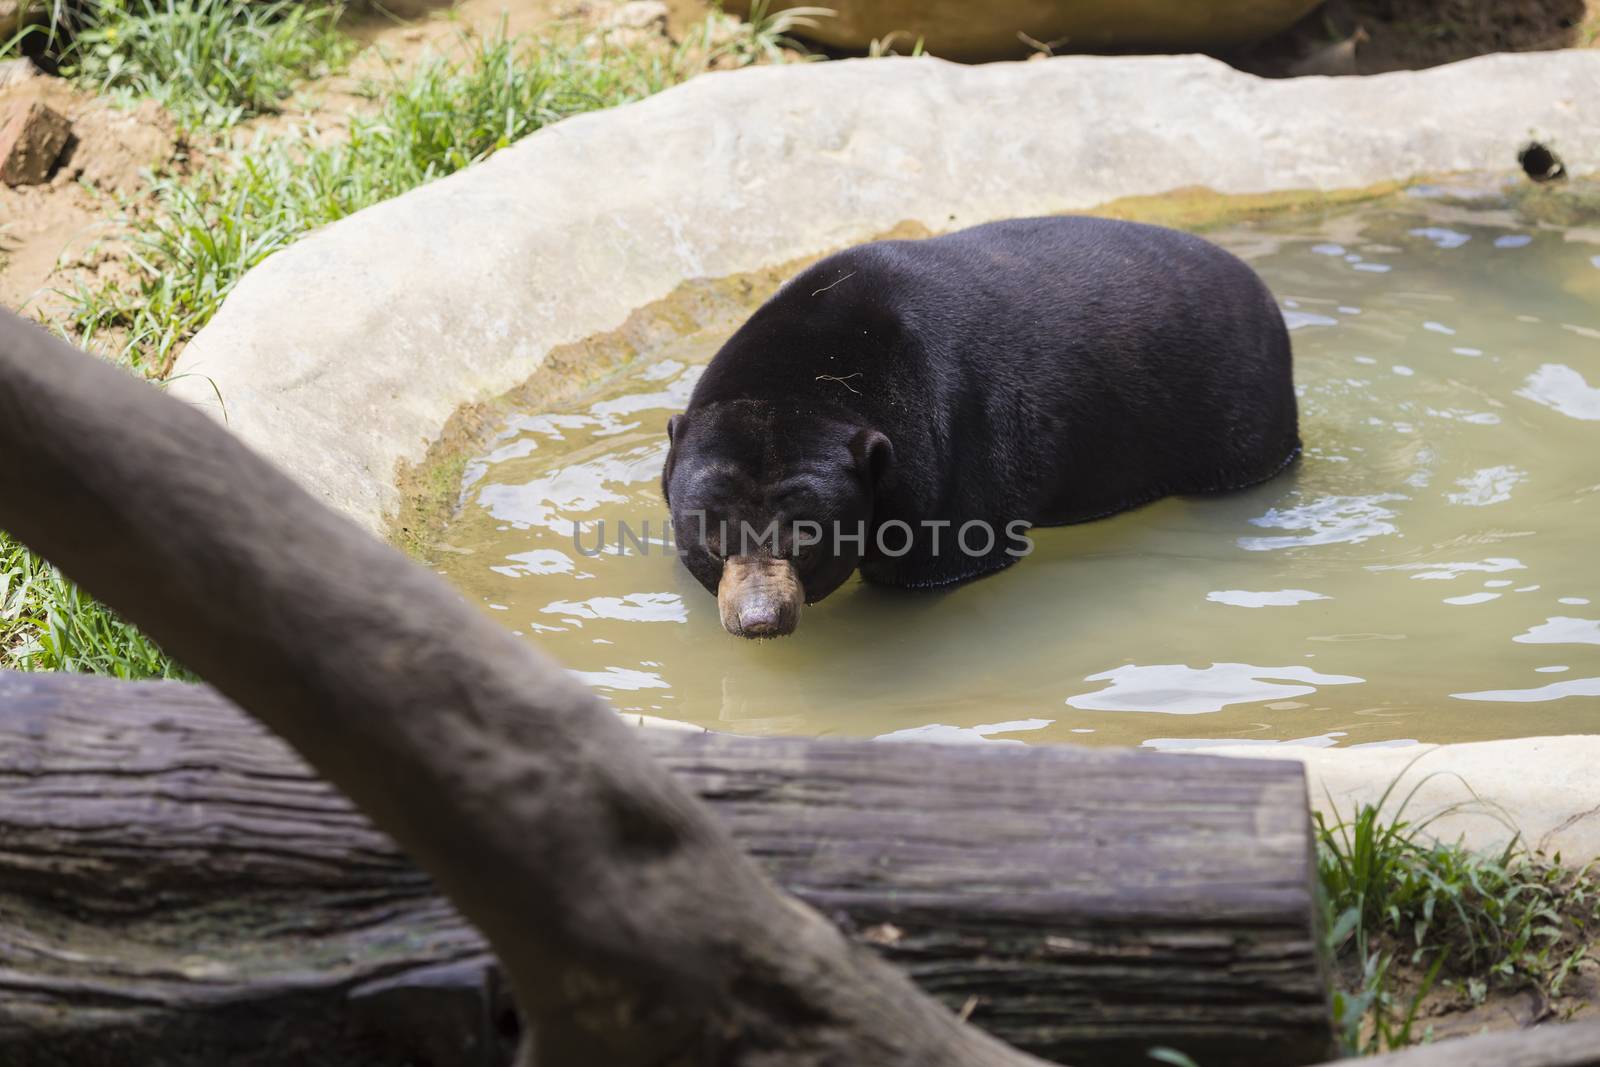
[1344,921,1600,1048]
[0,0,724,332]
[221,0,722,148]
[1233,0,1600,76]
[0,63,177,316]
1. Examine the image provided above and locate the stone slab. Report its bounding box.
[1197,736,1600,861]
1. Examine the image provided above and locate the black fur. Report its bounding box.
[663,215,1300,602]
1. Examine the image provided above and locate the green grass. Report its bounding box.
[9,0,353,128]
[1,533,189,677]
[1318,767,1600,1054]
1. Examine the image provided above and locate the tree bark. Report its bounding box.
[0,670,1334,1066]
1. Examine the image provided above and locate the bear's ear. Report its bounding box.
[849,428,893,491]
[662,415,684,505]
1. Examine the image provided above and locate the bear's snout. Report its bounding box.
[717,556,803,639]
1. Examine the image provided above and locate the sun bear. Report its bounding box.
[662,216,1300,637]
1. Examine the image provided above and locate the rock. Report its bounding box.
[724,0,1323,61]
[0,58,43,92]
[0,99,70,186]
[587,0,671,50]
[604,0,668,33]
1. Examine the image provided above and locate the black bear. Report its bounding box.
[662,216,1300,638]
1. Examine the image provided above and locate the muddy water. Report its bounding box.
[435,192,1600,749]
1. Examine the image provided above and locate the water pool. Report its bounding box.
[433,190,1600,749]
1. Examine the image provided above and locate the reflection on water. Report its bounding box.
[1065,663,1364,714]
[435,191,1600,748]
[1454,678,1600,703]
[1515,617,1600,645]
[877,718,1054,745]
[1518,363,1600,421]
[1206,589,1329,608]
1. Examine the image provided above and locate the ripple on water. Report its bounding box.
[542,593,687,625]
[1238,494,1405,551]
[1410,227,1471,250]
[1446,465,1525,506]
[477,444,666,530]
[489,549,576,577]
[1367,558,1525,580]
[571,666,671,691]
[1142,733,1421,750]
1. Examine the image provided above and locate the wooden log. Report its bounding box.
[1318,1021,1600,1067]
[0,671,1334,1067]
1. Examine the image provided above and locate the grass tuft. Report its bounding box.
[2,533,188,678]
[1318,767,1600,1054]
[12,0,353,128]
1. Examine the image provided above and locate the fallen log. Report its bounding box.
[0,670,1334,1066]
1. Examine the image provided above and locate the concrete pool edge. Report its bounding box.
[1193,737,1600,861]
[169,51,1600,851]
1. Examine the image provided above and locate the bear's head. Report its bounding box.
[662,400,892,638]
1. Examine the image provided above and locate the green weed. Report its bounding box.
[1318,766,1600,1054]
[1,531,187,678]
[717,0,831,64]
[9,0,352,128]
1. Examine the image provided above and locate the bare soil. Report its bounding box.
[0,64,176,315]
[0,0,721,329]
[1348,942,1600,1047]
